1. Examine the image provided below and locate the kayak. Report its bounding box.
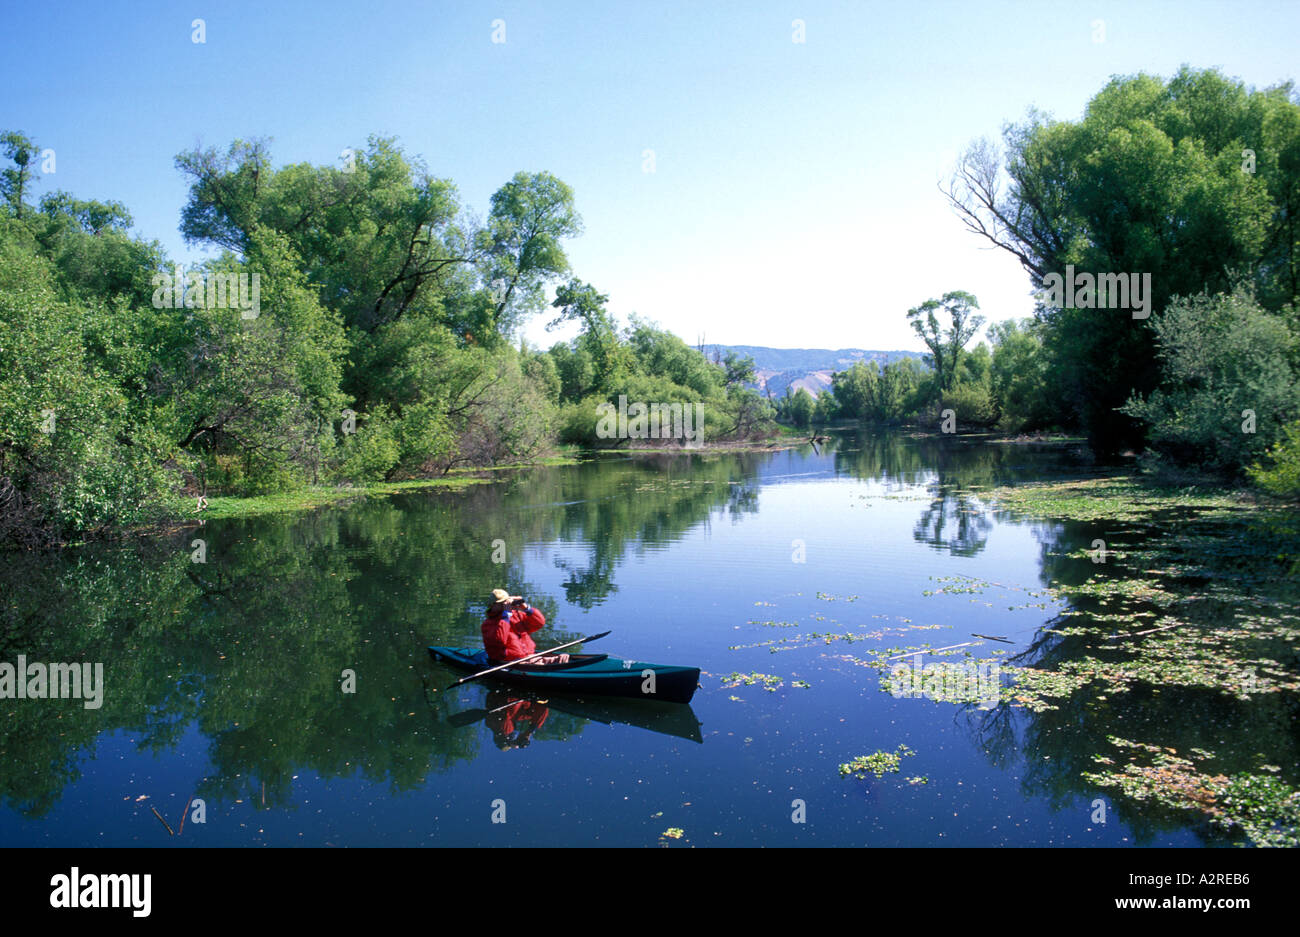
[428,646,701,705]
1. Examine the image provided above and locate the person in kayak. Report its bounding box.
[483,589,569,665]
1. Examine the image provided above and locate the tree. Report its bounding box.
[549,279,624,395]
[787,388,814,428]
[0,221,177,543]
[812,388,838,424]
[0,131,38,217]
[906,291,984,397]
[989,318,1053,431]
[1121,286,1299,474]
[945,67,1300,452]
[721,351,757,387]
[176,137,473,341]
[483,171,583,334]
[878,358,928,422]
[831,361,878,421]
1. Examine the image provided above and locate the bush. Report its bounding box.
[556,397,608,446]
[1248,422,1300,498]
[1121,287,1300,474]
[333,407,401,482]
[214,452,303,496]
[939,382,997,427]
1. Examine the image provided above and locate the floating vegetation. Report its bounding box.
[983,475,1255,524]
[922,576,987,596]
[839,745,915,779]
[815,592,859,602]
[723,671,782,690]
[906,776,929,785]
[721,671,810,692]
[998,602,1300,711]
[921,576,1062,616]
[1001,666,1092,712]
[729,621,949,653]
[883,658,1003,707]
[1082,736,1300,848]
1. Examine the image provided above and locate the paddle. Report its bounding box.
[444,630,612,691]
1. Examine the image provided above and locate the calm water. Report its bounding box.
[0,432,1282,846]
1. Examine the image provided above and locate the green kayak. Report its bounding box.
[428,646,700,704]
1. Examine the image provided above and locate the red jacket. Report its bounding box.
[482,605,547,661]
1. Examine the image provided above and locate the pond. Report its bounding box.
[1,432,1294,846]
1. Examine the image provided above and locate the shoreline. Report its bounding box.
[45,430,1291,539]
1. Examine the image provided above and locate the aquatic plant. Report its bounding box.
[839,745,915,779]
[1083,736,1300,848]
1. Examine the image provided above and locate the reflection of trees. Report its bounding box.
[834,431,1091,491]
[954,495,1300,846]
[837,432,1300,844]
[913,487,992,556]
[546,453,760,608]
[0,451,763,816]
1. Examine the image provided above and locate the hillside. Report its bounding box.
[701,345,926,398]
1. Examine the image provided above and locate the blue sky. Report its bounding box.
[4,0,1298,351]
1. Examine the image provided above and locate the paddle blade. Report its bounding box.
[447,708,488,728]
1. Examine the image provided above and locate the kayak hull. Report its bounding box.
[429,646,700,704]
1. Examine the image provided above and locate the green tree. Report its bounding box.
[1121,286,1299,474]
[549,279,624,395]
[906,291,984,397]
[483,171,583,335]
[787,388,814,428]
[0,131,38,217]
[988,318,1054,431]
[946,67,1300,452]
[812,387,838,424]
[831,361,878,421]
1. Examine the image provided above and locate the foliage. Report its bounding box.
[988,318,1054,431]
[839,745,916,779]
[1121,286,1299,474]
[947,67,1300,453]
[786,387,814,428]
[939,381,998,427]
[1248,421,1300,497]
[906,291,984,397]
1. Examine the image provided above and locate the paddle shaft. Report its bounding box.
[445,630,612,690]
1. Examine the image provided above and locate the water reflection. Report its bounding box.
[446,687,703,746]
[1,432,1293,847]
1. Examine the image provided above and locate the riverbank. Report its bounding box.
[196,454,584,521]
[194,433,816,522]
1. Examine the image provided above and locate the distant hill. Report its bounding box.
[701,345,926,399]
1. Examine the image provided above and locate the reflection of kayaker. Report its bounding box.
[482,589,569,665]
[485,692,550,750]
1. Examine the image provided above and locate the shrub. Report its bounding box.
[1121,287,1299,475]
[1248,421,1300,498]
